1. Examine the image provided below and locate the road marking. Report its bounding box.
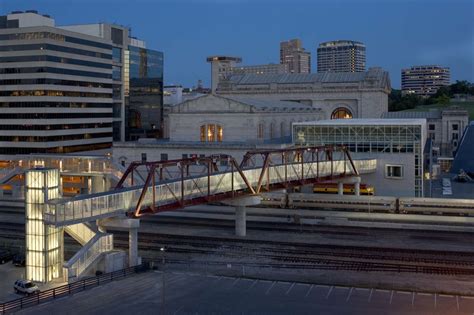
[325,286,334,299]
[368,289,374,302]
[285,283,295,295]
[397,291,410,295]
[305,284,314,298]
[418,293,431,296]
[265,282,276,295]
[230,278,240,288]
[456,296,460,311]
[434,293,437,309]
[389,291,394,304]
[173,305,185,315]
[346,288,354,302]
[411,292,415,307]
[248,280,258,290]
[439,294,453,298]
[461,296,474,300]
[376,289,390,293]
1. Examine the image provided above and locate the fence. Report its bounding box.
[0,263,149,314]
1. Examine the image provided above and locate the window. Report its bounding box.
[160,153,168,161]
[429,133,435,141]
[331,107,352,119]
[280,122,285,138]
[429,124,435,131]
[141,153,147,162]
[452,133,458,140]
[452,124,459,131]
[270,123,275,139]
[385,165,403,179]
[200,124,223,142]
[257,123,264,139]
[182,154,187,159]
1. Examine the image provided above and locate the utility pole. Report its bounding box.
[160,247,166,315]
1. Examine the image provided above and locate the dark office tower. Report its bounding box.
[62,23,164,141]
[125,47,164,140]
[317,40,366,73]
[0,11,113,156]
[280,39,311,74]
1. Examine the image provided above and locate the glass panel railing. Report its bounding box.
[46,159,377,226]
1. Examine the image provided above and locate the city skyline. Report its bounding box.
[1,0,472,89]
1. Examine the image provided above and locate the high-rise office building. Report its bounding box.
[401,65,450,97]
[280,39,311,74]
[61,23,164,141]
[317,40,366,73]
[0,11,114,156]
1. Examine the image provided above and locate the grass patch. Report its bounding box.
[402,101,474,120]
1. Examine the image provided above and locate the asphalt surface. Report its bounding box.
[16,271,474,315]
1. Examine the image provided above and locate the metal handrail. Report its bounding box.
[0,263,149,314]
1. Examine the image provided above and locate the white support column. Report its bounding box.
[222,195,261,238]
[338,182,344,195]
[354,177,361,196]
[129,227,138,267]
[235,206,246,237]
[98,218,140,267]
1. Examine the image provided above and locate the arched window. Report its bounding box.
[257,123,264,139]
[280,122,285,138]
[331,107,353,119]
[270,122,275,139]
[200,124,223,142]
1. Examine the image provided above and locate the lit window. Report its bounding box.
[385,165,403,179]
[200,124,223,142]
[331,107,353,119]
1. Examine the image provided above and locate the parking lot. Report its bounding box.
[0,260,25,302]
[16,271,474,314]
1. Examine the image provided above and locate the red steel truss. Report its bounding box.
[115,146,358,217]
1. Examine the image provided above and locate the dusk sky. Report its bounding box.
[2,0,473,89]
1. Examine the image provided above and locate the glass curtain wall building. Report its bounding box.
[293,119,426,197]
[125,46,164,140]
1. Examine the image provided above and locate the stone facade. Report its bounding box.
[216,67,391,119]
[168,94,322,143]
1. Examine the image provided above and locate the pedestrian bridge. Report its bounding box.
[44,146,376,227]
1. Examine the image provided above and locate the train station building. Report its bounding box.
[293,119,427,197]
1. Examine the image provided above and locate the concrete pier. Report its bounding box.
[98,217,140,267]
[223,195,261,237]
[235,206,246,237]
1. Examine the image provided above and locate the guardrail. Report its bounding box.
[0,263,150,314]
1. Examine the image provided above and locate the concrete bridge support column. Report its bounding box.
[98,218,140,267]
[223,195,261,237]
[235,206,246,237]
[338,182,344,195]
[354,177,361,196]
[129,227,138,266]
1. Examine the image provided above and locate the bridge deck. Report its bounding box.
[45,159,376,226]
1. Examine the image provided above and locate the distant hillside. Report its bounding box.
[401,101,474,120]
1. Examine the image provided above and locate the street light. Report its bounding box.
[160,247,166,315]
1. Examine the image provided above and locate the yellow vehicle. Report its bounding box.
[313,183,374,195]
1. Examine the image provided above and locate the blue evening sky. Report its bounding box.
[2,0,473,89]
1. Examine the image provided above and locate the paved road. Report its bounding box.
[0,262,25,302]
[16,271,474,315]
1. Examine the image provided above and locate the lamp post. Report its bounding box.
[160,247,166,315]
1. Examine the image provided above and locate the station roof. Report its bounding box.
[293,118,427,126]
[382,111,441,119]
[225,67,389,88]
